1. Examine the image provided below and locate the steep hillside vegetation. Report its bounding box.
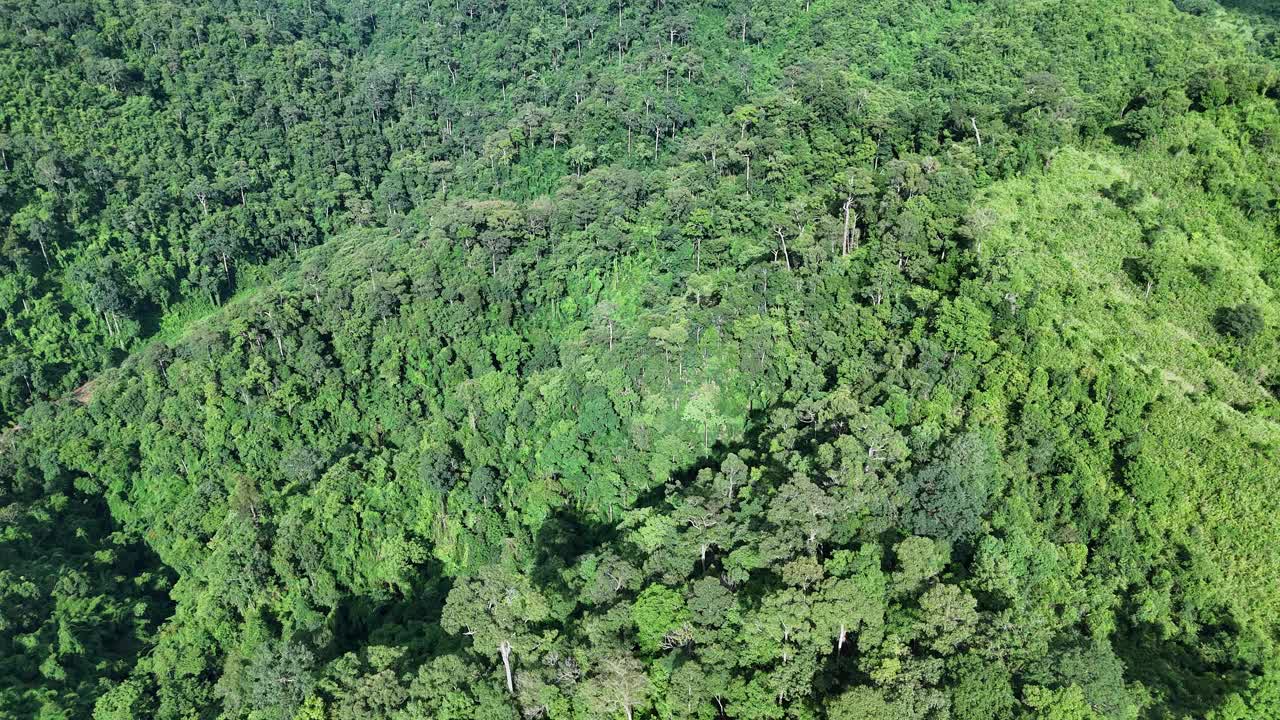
[2,1,1280,719]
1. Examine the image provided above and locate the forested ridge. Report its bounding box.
[2,1,1280,718]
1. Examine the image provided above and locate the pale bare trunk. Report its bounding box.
[500,640,514,694]
[842,197,853,255]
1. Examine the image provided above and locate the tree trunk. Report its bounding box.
[842,197,853,255]
[499,640,514,694]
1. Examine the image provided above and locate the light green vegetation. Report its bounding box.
[3,1,1280,720]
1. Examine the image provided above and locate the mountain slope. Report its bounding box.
[3,2,1280,720]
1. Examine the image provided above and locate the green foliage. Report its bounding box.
[1214,302,1265,343]
[2,1,1280,719]
[632,585,691,654]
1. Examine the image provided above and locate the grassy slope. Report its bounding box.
[973,109,1280,655]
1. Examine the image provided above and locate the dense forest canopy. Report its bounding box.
[2,0,1279,719]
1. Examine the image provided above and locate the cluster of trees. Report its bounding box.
[0,408,174,719]
[3,0,1268,421]
[2,0,1280,719]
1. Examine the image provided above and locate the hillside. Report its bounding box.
[2,1,1280,720]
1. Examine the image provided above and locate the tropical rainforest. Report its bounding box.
[2,0,1280,718]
